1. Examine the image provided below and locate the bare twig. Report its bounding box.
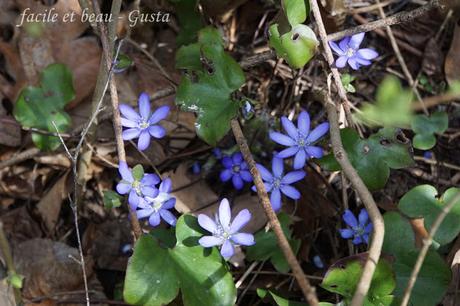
[310,0,354,127]
[322,94,384,306]
[413,91,460,111]
[327,0,441,42]
[91,0,143,239]
[0,148,41,170]
[400,192,460,306]
[376,0,428,114]
[230,119,319,306]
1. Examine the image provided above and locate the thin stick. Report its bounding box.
[309,0,354,128]
[91,0,143,239]
[0,148,41,170]
[323,94,384,306]
[327,0,441,42]
[376,0,428,114]
[400,192,460,306]
[230,119,319,306]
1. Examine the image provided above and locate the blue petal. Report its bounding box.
[352,235,363,245]
[357,48,378,60]
[342,209,358,228]
[118,162,133,182]
[148,125,166,138]
[119,104,140,121]
[138,92,151,119]
[281,170,305,184]
[218,198,232,231]
[149,105,170,124]
[160,209,177,226]
[256,164,273,182]
[349,32,365,49]
[137,207,153,219]
[148,212,161,227]
[122,128,141,140]
[297,111,311,134]
[232,174,244,190]
[121,118,138,128]
[348,57,359,70]
[269,132,296,146]
[160,178,172,193]
[364,222,373,235]
[354,56,371,66]
[329,41,345,55]
[240,170,253,182]
[339,36,351,52]
[198,214,218,233]
[220,240,234,259]
[339,228,354,239]
[222,156,233,168]
[116,182,131,195]
[335,56,348,68]
[277,146,299,158]
[272,156,284,177]
[232,152,243,164]
[137,130,151,151]
[270,188,282,212]
[162,198,176,210]
[306,122,329,143]
[141,173,160,186]
[229,209,251,234]
[231,233,255,246]
[141,186,159,198]
[293,149,306,169]
[358,209,369,226]
[128,191,140,209]
[199,236,222,247]
[220,169,232,182]
[305,146,324,159]
[280,185,301,200]
[281,116,298,140]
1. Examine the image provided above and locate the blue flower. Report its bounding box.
[329,32,378,70]
[220,152,253,190]
[136,178,177,227]
[198,198,255,259]
[116,162,159,210]
[192,162,201,174]
[339,209,373,245]
[269,111,329,169]
[119,92,170,151]
[253,156,305,211]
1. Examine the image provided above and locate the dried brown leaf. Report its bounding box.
[445,22,460,85]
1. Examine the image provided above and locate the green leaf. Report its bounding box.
[246,213,300,273]
[8,272,24,289]
[13,63,75,151]
[132,164,144,181]
[321,257,395,306]
[103,190,122,209]
[341,74,356,93]
[319,128,414,190]
[124,215,236,306]
[114,53,133,72]
[175,27,245,145]
[382,212,451,306]
[257,289,334,306]
[398,185,460,246]
[411,111,448,150]
[169,0,204,45]
[269,24,318,69]
[282,0,307,27]
[355,76,413,128]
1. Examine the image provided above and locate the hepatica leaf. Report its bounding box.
[355,76,413,128]
[321,256,395,306]
[13,63,75,151]
[246,213,300,273]
[282,0,309,27]
[169,0,204,45]
[411,111,448,150]
[257,289,333,306]
[124,214,236,306]
[175,27,245,145]
[319,128,414,190]
[399,185,460,246]
[382,212,450,306]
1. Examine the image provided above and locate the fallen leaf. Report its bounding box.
[0,206,42,244]
[13,238,93,299]
[0,116,21,147]
[36,171,71,233]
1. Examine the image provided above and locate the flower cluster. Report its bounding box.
[116,162,177,228]
[339,209,373,245]
[120,92,170,151]
[329,32,378,70]
[197,198,255,259]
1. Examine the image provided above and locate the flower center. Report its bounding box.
[132,180,142,194]
[151,192,171,211]
[353,226,365,236]
[297,134,309,147]
[232,165,241,173]
[139,120,150,130]
[215,224,231,240]
[346,48,355,57]
[272,177,282,189]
